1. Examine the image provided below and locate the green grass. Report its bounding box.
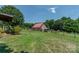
[0,30,79,53]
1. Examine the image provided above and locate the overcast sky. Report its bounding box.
[0,5,79,23]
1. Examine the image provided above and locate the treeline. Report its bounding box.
[23,23,34,29]
[44,17,79,33]
[23,17,79,33]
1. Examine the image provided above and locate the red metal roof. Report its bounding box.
[32,23,43,29]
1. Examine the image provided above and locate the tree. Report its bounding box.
[44,17,79,33]
[23,23,34,29]
[0,5,24,26]
[53,17,72,31]
[0,6,24,34]
[44,19,54,29]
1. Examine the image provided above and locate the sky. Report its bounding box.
[0,5,79,23]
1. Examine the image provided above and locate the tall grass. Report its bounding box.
[0,29,79,52]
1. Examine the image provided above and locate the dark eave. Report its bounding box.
[0,13,13,22]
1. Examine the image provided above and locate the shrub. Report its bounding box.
[0,28,4,38]
[13,26,22,34]
[0,28,4,33]
[0,43,13,53]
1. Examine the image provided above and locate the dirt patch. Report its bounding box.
[0,33,11,39]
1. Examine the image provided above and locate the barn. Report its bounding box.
[32,23,48,31]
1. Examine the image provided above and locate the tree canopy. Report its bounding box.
[0,5,24,26]
[44,19,54,29]
[44,17,79,33]
[0,6,24,34]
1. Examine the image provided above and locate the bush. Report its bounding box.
[13,26,22,34]
[0,43,13,53]
[0,28,4,33]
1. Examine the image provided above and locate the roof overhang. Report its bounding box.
[0,13,13,22]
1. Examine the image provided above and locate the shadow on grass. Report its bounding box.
[0,43,13,53]
[14,51,29,53]
[20,51,29,53]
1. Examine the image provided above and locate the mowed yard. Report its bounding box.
[0,29,79,53]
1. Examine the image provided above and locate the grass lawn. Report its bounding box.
[0,29,79,53]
